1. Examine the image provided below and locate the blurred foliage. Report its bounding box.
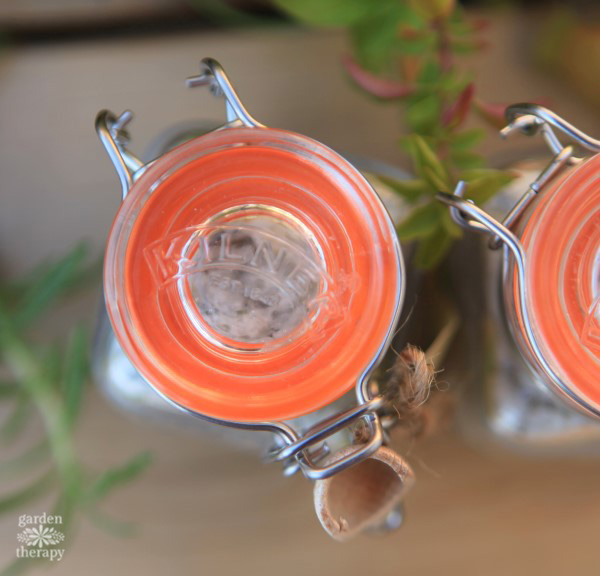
[535,6,600,111]
[0,246,151,576]
[275,0,514,267]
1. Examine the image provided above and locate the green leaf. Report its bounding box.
[439,69,474,95]
[1,393,31,442]
[406,134,449,189]
[450,150,485,170]
[405,93,441,134]
[415,224,454,269]
[12,244,87,332]
[394,29,436,56]
[441,209,463,238]
[450,129,484,151]
[0,441,49,481]
[377,176,428,203]
[461,168,515,205]
[396,202,442,241]
[0,380,18,399]
[447,9,475,37]
[85,452,152,504]
[42,345,63,389]
[422,165,451,192]
[350,3,408,72]
[1,556,33,576]
[87,508,139,538]
[417,58,442,85]
[274,0,375,27]
[63,326,88,428]
[0,471,54,514]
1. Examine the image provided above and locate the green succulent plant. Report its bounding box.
[275,0,514,267]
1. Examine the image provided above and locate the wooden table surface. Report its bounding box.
[0,12,599,576]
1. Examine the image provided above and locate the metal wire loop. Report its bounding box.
[266,397,385,480]
[186,58,263,128]
[474,104,600,249]
[95,110,144,199]
[96,58,263,200]
[503,103,600,156]
[446,180,491,234]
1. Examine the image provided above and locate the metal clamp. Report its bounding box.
[95,57,262,200]
[502,104,600,155]
[485,104,600,249]
[267,397,385,480]
[186,57,263,128]
[173,390,386,481]
[95,110,144,200]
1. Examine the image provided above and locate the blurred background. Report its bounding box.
[0,1,599,575]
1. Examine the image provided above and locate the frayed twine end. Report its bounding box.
[380,344,438,438]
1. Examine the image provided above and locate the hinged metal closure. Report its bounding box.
[96,58,406,480]
[438,104,600,418]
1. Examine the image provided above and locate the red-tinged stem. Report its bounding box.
[342,55,415,100]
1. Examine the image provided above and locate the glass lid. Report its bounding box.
[104,125,404,423]
[521,153,600,408]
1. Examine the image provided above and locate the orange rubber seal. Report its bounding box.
[104,126,403,423]
[519,154,600,406]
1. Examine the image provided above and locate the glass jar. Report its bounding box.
[441,104,600,453]
[92,57,417,536]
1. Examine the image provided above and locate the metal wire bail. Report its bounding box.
[485,104,600,248]
[96,57,392,481]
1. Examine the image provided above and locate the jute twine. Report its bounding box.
[380,344,438,438]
